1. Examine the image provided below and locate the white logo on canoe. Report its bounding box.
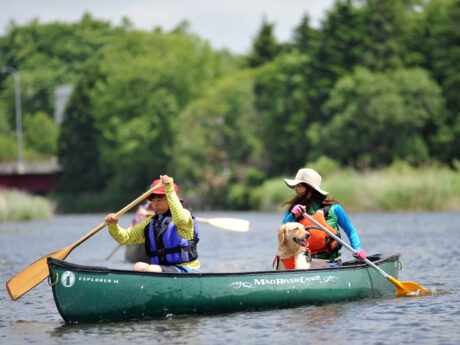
[230,275,338,289]
[230,281,255,289]
[61,271,76,288]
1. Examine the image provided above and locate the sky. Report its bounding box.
[0,0,336,54]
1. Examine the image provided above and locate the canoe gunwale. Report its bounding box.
[47,253,401,277]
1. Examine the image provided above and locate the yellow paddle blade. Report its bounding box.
[196,217,250,232]
[6,246,72,301]
[388,276,432,297]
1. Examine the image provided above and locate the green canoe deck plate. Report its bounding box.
[48,253,401,323]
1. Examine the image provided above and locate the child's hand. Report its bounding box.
[105,213,118,224]
[160,175,173,186]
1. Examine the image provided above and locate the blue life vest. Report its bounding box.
[144,212,199,265]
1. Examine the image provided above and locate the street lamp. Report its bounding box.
[1,66,23,172]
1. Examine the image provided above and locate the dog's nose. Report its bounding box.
[305,231,311,239]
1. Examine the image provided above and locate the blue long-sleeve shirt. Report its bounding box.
[282,203,362,250]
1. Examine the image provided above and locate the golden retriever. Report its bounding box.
[273,222,330,270]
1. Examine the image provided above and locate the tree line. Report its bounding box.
[0,0,458,209]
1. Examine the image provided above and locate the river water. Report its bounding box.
[1,211,459,345]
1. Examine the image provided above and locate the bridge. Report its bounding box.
[0,159,61,194]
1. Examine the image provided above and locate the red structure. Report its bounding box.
[0,160,60,194]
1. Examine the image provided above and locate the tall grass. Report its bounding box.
[0,189,55,223]
[259,163,460,213]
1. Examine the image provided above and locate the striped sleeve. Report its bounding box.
[165,182,195,240]
[107,216,153,244]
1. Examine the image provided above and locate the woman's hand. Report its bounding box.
[291,204,305,217]
[353,249,367,261]
[105,213,118,225]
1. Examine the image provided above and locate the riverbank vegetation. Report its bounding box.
[1,0,459,214]
[52,159,460,214]
[252,160,460,213]
[0,189,54,223]
[0,160,458,221]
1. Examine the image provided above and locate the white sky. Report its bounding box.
[0,0,336,54]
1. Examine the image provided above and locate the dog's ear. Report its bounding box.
[278,224,287,245]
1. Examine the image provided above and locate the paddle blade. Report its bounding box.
[6,246,72,301]
[200,217,250,232]
[389,276,431,297]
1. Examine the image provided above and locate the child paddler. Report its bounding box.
[105,175,200,273]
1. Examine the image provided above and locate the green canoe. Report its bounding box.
[48,254,400,323]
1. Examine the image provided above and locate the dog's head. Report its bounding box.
[278,222,311,248]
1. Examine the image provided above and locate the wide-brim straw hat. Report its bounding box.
[284,168,328,195]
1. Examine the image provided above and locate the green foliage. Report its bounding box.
[254,52,312,176]
[258,178,294,212]
[227,184,247,210]
[226,167,266,210]
[1,1,459,212]
[292,13,317,54]
[58,29,234,196]
[0,134,16,160]
[307,0,367,118]
[409,0,460,162]
[23,111,59,155]
[58,60,105,193]
[0,14,127,120]
[304,156,340,178]
[247,18,281,67]
[315,67,447,167]
[244,167,267,187]
[172,69,260,189]
[361,0,414,70]
[257,162,460,212]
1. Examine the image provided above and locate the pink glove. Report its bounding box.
[291,204,304,217]
[353,249,367,261]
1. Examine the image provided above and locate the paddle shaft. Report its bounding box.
[6,184,163,300]
[105,216,250,260]
[302,212,392,279]
[63,184,165,252]
[304,212,429,297]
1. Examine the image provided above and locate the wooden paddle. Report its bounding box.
[105,216,250,261]
[6,184,164,301]
[302,212,430,297]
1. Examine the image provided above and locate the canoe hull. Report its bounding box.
[48,254,400,323]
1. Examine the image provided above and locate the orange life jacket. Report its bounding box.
[275,256,295,269]
[298,207,340,257]
[273,249,311,270]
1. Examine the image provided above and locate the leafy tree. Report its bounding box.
[307,0,367,121]
[0,14,127,120]
[247,18,281,67]
[361,0,416,71]
[311,67,447,167]
[254,52,313,176]
[57,60,105,192]
[58,29,234,196]
[23,111,59,155]
[292,13,318,54]
[172,69,261,191]
[409,0,460,162]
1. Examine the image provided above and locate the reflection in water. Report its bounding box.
[284,305,344,328]
[50,316,204,343]
[10,321,58,344]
